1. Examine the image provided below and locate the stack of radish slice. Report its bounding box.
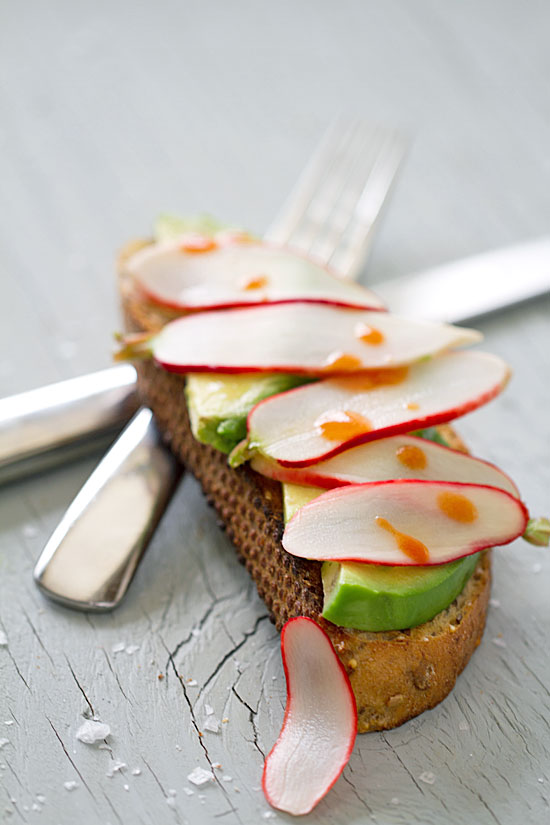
[127,236,385,311]
[148,302,482,374]
[126,235,526,817]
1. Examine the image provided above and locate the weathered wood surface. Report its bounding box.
[1,1,549,823]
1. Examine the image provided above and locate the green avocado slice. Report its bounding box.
[282,481,479,632]
[185,373,310,454]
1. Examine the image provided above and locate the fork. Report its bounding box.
[32,118,406,611]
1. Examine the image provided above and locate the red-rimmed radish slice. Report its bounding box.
[250,434,520,497]
[245,351,510,468]
[262,617,357,816]
[126,239,384,311]
[282,480,528,565]
[151,303,481,375]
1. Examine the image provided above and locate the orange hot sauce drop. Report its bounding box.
[396,444,427,471]
[241,275,269,290]
[180,235,218,253]
[375,517,430,564]
[437,491,478,523]
[323,352,364,372]
[355,323,385,346]
[317,410,372,441]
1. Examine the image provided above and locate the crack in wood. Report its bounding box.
[101,648,134,705]
[21,606,55,669]
[197,615,269,700]
[65,656,95,716]
[47,717,95,799]
[231,681,265,760]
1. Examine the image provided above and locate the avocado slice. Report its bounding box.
[186,373,309,454]
[282,481,479,632]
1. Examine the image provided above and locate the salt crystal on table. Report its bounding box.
[203,717,220,734]
[106,761,126,777]
[36,795,46,804]
[31,803,41,811]
[459,720,469,731]
[192,628,201,637]
[166,797,176,808]
[168,789,177,797]
[187,766,214,786]
[205,704,214,716]
[112,643,126,654]
[489,598,500,608]
[492,638,507,648]
[187,679,198,686]
[222,776,232,782]
[125,645,139,655]
[132,768,141,776]
[76,720,110,744]
[211,762,222,769]
[0,631,8,647]
[4,721,14,726]
[63,782,78,791]
[0,739,9,749]
[391,797,400,805]
[123,784,129,791]
[183,788,194,796]
[262,813,276,819]
[419,771,436,785]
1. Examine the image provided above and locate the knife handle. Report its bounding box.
[0,365,139,485]
[33,408,183,611]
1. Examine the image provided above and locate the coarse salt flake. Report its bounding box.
[187,766,214,786]
[76,720,110,744]
[106,760,126,777]
[0,739,10,749]
[222,776,233,782]
[63,781,78,791]
[203,717,220,734]
[132,768,141,776]
[186,679,198,686]
[492,638,507,648]
[0,631,7,647]
[126,645,139,655]
[112,643,126,654]
[183,787,194,796]
[205,704,214,716]
[459,720,469,731]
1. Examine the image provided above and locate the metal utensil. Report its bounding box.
[0,365,139,485]
[33,118,406,611]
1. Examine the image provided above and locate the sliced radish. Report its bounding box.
[245,351,510,468]
[126,238,384,311]
[262,617,357,816]
[151,303,481,375]
[282,480,528,565]
[250,434,520,497]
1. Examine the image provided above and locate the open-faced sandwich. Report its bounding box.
[117,215,543,814]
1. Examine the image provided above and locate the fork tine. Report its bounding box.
[264,117,361,246]
[264,117,405,280]
[328,130,405,278]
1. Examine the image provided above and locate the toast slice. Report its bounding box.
[119,243,491,732]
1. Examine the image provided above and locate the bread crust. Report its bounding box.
[119,243,491,732]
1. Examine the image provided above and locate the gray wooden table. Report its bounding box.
[1,1,549,823]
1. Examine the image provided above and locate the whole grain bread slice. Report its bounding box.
[119,243,491,732]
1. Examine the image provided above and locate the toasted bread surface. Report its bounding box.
[119,242,491,732]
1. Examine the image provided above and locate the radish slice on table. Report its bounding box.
[150,303,482,375]
[244,351,510,468]
[262,617,357,816]
[126,238,385,311]
[282,480,528,565]
[250,434,520,497]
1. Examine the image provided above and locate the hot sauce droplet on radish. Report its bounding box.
[437,491,478,523]
[375,517,430,563]
[241,274,269,290]
[180,235,218,253]
[333,366,409,392]
[355,323,385,345]
[323,352,364,372]
[316,410,372,441]
[396,444,427,470]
